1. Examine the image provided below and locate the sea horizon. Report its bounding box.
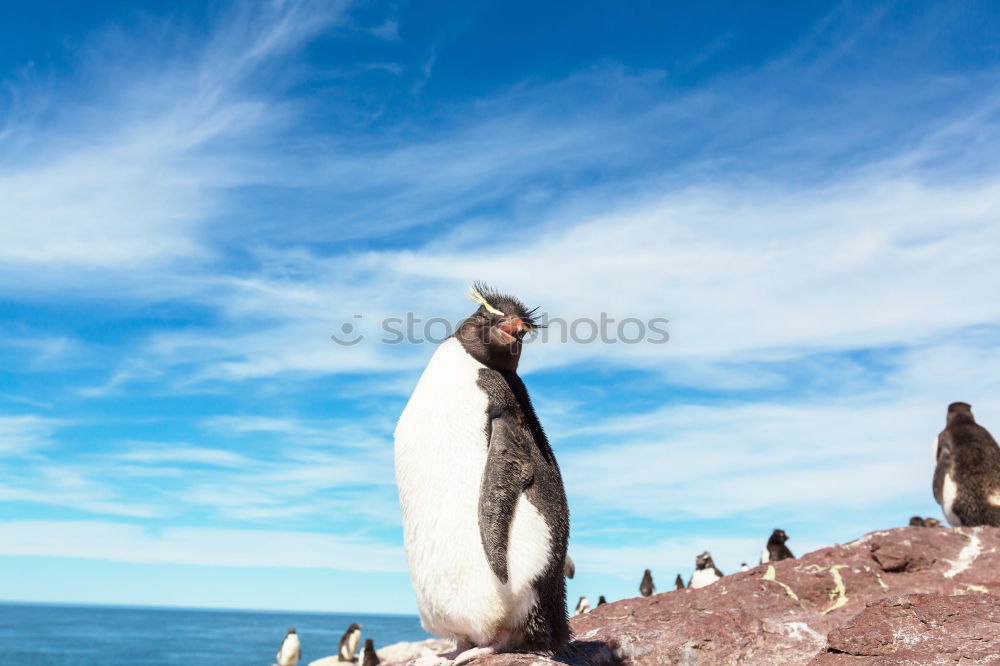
[0,601,430,665]
[0,598,421,618]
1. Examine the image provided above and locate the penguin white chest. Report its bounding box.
[340,629,360,660]
[277,635,300,666]
[942,473,961,527]
[394,338,551,644]
[689,569,720,589]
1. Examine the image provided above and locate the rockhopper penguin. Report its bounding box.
[760,529,794,564]
[276,627,300,666]
[909,516,941,527]
[395,284,570,665]
[688,551,723,589]
[639,569,655,597]
[360,639,380,666]
[934,402,1000,527]
[338,623,362,662]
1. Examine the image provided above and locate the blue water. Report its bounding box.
[0,603,429,665]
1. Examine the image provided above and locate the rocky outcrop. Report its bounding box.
[811,593,1000,665]
[421,526,1000,665]
[310,638,456,666]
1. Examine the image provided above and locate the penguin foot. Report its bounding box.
[410,656,454,666]
[451,646,495,665]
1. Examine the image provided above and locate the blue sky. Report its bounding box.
[2,0,1000,614]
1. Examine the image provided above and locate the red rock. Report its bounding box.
[810,593,1000,665]
[430,526,1000,666]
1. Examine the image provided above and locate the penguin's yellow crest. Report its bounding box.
[467,285,505,316]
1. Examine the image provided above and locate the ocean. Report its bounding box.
[0,603,429,665]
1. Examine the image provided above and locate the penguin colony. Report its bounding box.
[273,623,380,666]
[384,287,1000,662]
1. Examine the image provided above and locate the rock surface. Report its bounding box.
[314,638,457,666]
[811,593,1000,665]
[389,526,1000,665]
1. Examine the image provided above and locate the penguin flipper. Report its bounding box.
[564,553,575,579]
[933,432,953,505]
[478,415,534,585]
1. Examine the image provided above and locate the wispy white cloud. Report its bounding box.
[2,1,999,589]
[104,174,1000,389]
[114,443,253,468]
[0,520,405,571]
[0,0,349,282]
[0,329,81,370]
[200,414,389,449]
[0,415,59,455]
[557,338,1000,530]
[560,400,931,521]
[169,445,396,523]
[0,464,159,518]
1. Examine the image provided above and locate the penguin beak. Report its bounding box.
[495,317,527,344]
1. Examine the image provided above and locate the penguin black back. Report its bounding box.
[766,529,794,562]
[462,285,570,651]
[474,365,570,650]
[934,402,1000,526]
[361,639,379,666]
[674,574,684,590]
[639,569,655,597]
[338,623,362,662]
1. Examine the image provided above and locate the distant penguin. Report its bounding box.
[395,284,570,661]
[688,551,723,589]
[564,554,575,579]
[910,516,942,527]
[740,562,749,572]
[338,623,362,662]
[934,402,1000,527]
[574,595,590,615]
[276,627,300,666]
[360,639,380,666]
[674,574,684,590]
[760,529,794,564]
[639,569,655,597]
[596,596,606,606]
